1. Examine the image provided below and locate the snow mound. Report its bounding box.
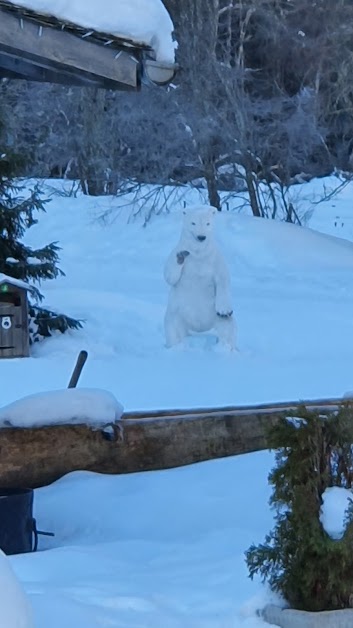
[320,486,353,539]
[8,0,176,63]
[226,214,353,273]
[28,452,274,626]
[0,550,34,628]
[0,388,124,428]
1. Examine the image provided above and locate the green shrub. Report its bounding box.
[0,150,82,339]
[245,405,353,611]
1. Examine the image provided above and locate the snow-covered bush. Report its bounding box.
[245,404,353,612]
[0,145,82,341]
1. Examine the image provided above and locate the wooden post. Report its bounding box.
[67,351,88,388]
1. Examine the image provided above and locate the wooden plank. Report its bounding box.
[0,397,349,489]
[19,296,29,358]
[123,396,351,421]
[0,50,107,86]
[0,301,29,358]
[0,305,14,358]
[0,8,140,89]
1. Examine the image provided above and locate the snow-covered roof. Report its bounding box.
[6,0,176,63]
[0,274,29,291]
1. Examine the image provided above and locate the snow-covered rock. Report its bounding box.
[0,388,124,428]
[0,550,34,628]
[7,0,177,63]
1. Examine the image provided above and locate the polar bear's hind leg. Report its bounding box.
[214,314,236,350]
[164,310,188,348]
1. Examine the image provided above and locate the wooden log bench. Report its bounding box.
[0,396,348,489]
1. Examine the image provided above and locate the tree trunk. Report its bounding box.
[203,155,221,210]
[245,168,262,217]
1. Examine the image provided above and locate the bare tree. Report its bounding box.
[2,0,353,217]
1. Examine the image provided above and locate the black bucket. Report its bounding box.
[0,487,53,555]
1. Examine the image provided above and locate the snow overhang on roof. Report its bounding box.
[0,0,177,89]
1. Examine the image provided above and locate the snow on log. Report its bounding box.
[0,388,124,428]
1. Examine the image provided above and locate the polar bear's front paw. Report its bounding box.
[176,250,190,265]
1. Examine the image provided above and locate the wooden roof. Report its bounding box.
[0,1,177,90]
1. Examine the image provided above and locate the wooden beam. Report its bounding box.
[122,395,350,420]
[0,396,350,489]
[0,8,141,89]
[0,411,279,489]
[0,51,105,86]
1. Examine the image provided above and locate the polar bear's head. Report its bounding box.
[182,205,216,248]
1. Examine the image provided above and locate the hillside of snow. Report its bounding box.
[2,175,353,627]
[2,177,353,413]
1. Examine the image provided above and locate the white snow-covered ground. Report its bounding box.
[13,452,277,628]
[2,176,353,411]
[7,0,176,62]
[3,174,353,626]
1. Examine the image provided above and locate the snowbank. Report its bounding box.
[225,213,353,273]
[8,0,176,63]
[0,388,124,428]
[25,452,274,627]
[0,550,34,628]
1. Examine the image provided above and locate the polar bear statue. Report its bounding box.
[164,205,236,350]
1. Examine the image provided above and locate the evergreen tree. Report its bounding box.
[245,405,353,612]
[0,148,82,340]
